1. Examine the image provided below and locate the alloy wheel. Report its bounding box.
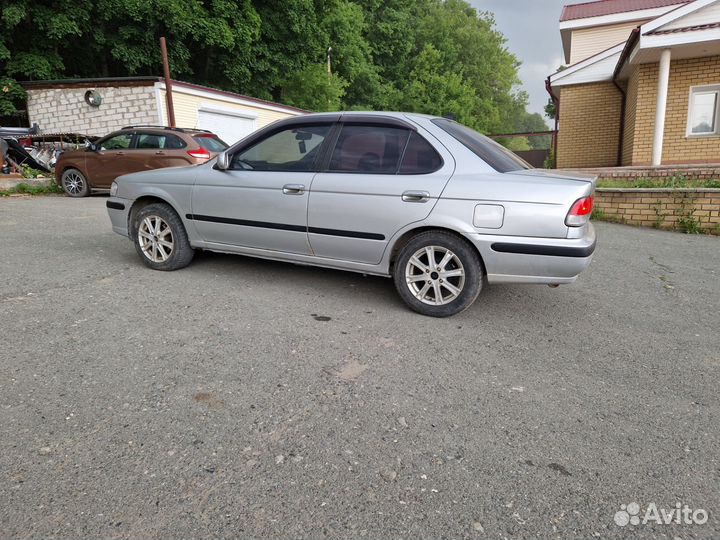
[138,215,174,263]
[63,171,85,195]
[405,245,466,306]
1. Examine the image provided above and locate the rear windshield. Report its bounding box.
[193,135,228,153]
[431,118,531,173]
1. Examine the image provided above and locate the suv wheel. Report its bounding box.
[61,168,90,197]
[393,231,483,317]
[132,203,194,271]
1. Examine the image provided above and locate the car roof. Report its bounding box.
[296,111,441,121]
[119,125,214,135]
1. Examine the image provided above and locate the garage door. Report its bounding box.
[197,108,257,146]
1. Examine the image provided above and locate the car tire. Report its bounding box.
[393,231,483,317]
[132,203,194,271]
[60,168,90,197]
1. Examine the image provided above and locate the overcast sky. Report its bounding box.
[469,0,592,123]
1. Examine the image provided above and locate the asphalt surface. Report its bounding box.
[1,195,718,539]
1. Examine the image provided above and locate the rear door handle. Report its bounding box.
[401,190,430,203]
[283,184,305,195]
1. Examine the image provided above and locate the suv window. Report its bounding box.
[399,132,442,174]
[431,118,531,173]
[329,125,410,173]
[136,133,187,150]
[193,135,228,152]
[231,124,330,171]
[101,133,133,150]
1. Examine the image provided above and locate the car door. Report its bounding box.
[135,132,194,171]
[307,118,454,264]
[190,122,334,255]
[84,131,136,187]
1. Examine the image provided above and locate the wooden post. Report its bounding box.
[160,37,176,128]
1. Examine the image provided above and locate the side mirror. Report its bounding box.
[84,139,98,152]
[216,151,230,170]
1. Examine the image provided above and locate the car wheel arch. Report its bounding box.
[387,226,487,278]
[128,195,179,235]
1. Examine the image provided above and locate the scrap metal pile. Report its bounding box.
[1,125,97,174]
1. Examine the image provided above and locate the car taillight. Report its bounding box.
[187,148,211,159]
[565,195,594,227]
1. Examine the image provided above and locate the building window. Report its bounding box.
[688,86,720,136]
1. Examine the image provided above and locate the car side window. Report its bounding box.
[135,133,187,150]
[399,132,443,174]
[231,125,331,172]
[328,125,410,174]
[101,133,133,150]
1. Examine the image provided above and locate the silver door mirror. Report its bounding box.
[216,151,230,170]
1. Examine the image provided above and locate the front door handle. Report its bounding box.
[155,151,165,155]
[401,190,430,203]
[115,151,125,156]
[283,184,305,195]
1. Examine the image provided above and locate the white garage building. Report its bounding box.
[23,77,305,144]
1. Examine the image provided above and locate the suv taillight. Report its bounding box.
[565,195,594,227]
[187,148,211,159]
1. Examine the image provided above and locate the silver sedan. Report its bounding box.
[106,112,596,317]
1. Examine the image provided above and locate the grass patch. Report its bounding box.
[677,214,702,234]
[597,175,720,189]
[0,182,64,197]
[591,208,625,224]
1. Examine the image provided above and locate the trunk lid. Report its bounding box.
[511,168,597,190]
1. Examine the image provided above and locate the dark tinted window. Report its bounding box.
[431,118,531,173]
[399,132,442,174]
[193,135,228,152]
[232,124,330,172]
[136,133,186,149]
[329,125,410,173]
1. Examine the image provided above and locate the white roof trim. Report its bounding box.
[550,43,625,87]
[615,0,720,70]
[198,103,259,120]
[641,26,720,49]
[641,0,718,34]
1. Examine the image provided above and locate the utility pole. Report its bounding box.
[327,47,332,76]
[160,37,176,127]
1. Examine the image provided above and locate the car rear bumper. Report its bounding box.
[465,223,597,284]
[106,197,131,238]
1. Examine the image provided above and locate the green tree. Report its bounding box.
[409,0,526,132]
[513,111,550,149]
[400,44,478,126]
[0,0,537,123]
[0,77,26,115]
[281,64,346,111]
[504,137,531,151]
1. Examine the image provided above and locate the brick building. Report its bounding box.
[548,0,720,168]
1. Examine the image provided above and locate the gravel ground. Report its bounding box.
[1,195,718,539]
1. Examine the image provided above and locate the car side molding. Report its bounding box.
[490,240,596,258]
[185,214,385,241]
